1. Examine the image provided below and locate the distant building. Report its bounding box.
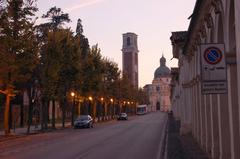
[122,32,139,88]
[145,55,171,112]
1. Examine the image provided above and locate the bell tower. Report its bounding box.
[122,32,139,88]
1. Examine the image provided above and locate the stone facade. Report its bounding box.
[145,56,171,112]
[170,0,240,159]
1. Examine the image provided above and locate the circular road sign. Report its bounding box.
[204,47,223,65]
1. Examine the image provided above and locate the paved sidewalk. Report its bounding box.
[0,122,72,136]
[166,114,209,159]
[0,116,120,138]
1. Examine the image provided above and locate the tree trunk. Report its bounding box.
[43,100,49,130]
[52,100,55,129]
[71,98,75,126]
[27,85,35,134]
[20,103,24,127]
[40,99,44,130]
[62,99,66,128]
[41,98,48,130]
[27,101,33,133]
[93,101,96,123]
[4,94,11,135]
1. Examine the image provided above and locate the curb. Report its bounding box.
[157,113,168,159]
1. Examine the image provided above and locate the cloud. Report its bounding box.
[65,0,105,12]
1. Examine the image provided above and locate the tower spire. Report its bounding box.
[160,54,166,66]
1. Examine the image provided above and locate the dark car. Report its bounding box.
[117,113,128,120]
[74,115,93,128]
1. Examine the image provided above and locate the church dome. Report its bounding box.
[154,55,171,78]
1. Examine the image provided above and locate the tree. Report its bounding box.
[79,44,103,96]
[0,0,38,135]
[42,6,70,30]
[37,7,73,129]
[137,88,149,105]
[76,18,83,35]
[75,18,89,58]
[57,29,82,127]
[39,30,63,129]
[101,58,121,98]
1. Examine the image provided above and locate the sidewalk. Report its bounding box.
[0,116,119,139]
[165,114,209,159]
[0,122,71,136]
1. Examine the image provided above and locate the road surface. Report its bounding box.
[0,112,167,159]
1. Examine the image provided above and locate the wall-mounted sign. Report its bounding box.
[200,44,227,94]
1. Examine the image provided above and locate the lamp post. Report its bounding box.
[110,98,114,119]
[100,97,104,121]
[71,92,75,126]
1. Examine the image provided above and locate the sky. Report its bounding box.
[36,0,196,87]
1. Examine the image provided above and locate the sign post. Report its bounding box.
[200,44,227,94]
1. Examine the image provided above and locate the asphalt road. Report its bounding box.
[0,112,167,159]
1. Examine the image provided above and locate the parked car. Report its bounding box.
[74,115,93,128]
[117,113,128,120]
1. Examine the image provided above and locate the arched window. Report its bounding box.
[217,14,224,43]
[229,1,236,52]
[127,37,131,46]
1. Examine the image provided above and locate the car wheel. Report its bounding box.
[87,123,92,128]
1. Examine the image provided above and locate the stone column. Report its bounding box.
[217,94,231,159]
[196,83,201,143]
[227,64,240,159]
[200,84,206,148]
[234,0,240,159]
[210,94,220,159]
[205,95,212,155]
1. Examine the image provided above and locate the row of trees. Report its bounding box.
[0,0,149,134]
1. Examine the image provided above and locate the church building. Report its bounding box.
[145,55,171,112]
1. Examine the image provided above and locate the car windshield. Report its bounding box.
[77,116,89,120]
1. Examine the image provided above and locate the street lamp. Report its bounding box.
[71,92,75,97]
[71,92,75,126]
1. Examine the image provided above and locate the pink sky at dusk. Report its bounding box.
[36,0,196,87]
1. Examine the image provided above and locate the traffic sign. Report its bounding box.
[204,47,222,65]
[200,44,227,94]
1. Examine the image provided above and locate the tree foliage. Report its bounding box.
[0,0,38,86]
[0,3,146,133]
[0,0,39,134]
[42,6,70,30]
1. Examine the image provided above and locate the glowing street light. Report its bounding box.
[110,98,113,103]
[71,92,75,97]
[101,97,104,101]
[88,96,93,101]
[71,92,76,126]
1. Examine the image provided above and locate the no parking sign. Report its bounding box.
[200,44,227,94]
